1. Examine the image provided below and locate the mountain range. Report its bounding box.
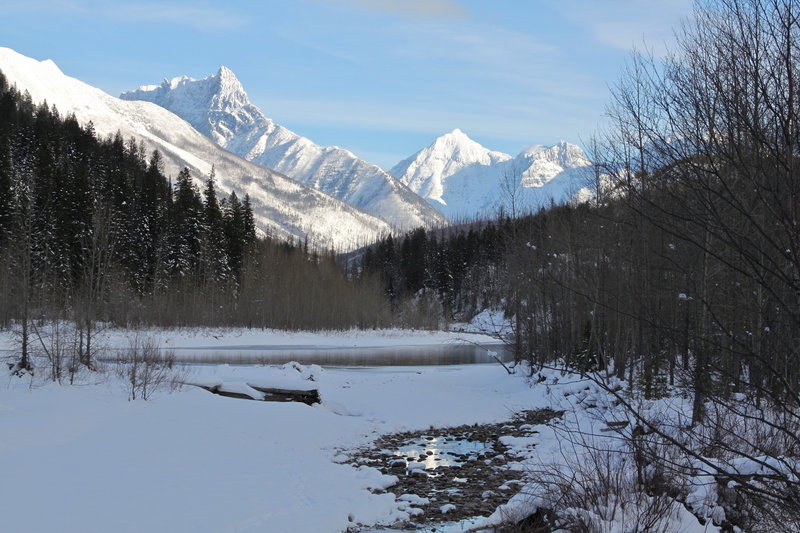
[120,67,592,224]
[0,46,592,249]
[120,69,445,231]
[0,47,392,252]
[390,129,592,220]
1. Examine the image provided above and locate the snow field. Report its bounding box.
[1,325,730,532]
[1,351,538,532]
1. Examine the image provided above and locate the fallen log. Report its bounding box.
[188,382,321,405]
[193,383,260,400]
[247,383,321,406]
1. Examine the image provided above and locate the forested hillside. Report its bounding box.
[0,72,390,370]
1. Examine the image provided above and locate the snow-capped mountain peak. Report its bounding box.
[217,65,237,80]
[430,128,507,164]
[437,128,469,145]
[122,67,259,145]
[390,130,511,206]
[515,141,592,188]
[39,58,62,75]
[122,69,445,230]
[391,131,592,219]
[210,66,250,110]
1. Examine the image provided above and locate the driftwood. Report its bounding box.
[247,383,321,406]
[192,383,321,406]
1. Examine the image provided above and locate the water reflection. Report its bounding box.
[391,435,492,470]
[165,343,510,366]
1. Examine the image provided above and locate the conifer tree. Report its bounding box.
[223,191,245,282]
[0,131,12,240]
[201,167,229,283]
[242,194,256,246]
[163,167,203,279]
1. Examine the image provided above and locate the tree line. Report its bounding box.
[359,222,507,322]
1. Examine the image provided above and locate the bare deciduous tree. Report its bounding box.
[115,336,183,401]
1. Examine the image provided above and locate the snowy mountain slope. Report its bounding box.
[390,128,512,206]
[121,69,445,230]
[0,47,391,252]
[390,130,593,220]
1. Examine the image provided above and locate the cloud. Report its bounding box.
[254,10,606,150]
[343,0,468,19]
[552,0,693,55]
[386,22,596,103]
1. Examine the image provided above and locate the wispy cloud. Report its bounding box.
[253,7,606,150]
[551,0,693,55]
[343,0,468,19]
[386,22,595,102]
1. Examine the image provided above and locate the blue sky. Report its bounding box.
[0,0,693,169]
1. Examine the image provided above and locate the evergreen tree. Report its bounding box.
[201,167,229,283]
[242,194,256,246]
[0,131,12,240]
[162,167,203,279]
[223,191,245,282]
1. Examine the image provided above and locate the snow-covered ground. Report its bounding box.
[1,360,537,532]
[91,326,500,350]
[1,325,721,532]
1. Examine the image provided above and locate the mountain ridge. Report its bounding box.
[390,130,592,220]
[0,47,391,252]
[121,69,446,231]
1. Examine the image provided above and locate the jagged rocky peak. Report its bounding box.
[122,66,263,144]
[125,66,245,104]
[208,66,250,110]
[217,65,237,82]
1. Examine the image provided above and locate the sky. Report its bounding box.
[0,0,694,169]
